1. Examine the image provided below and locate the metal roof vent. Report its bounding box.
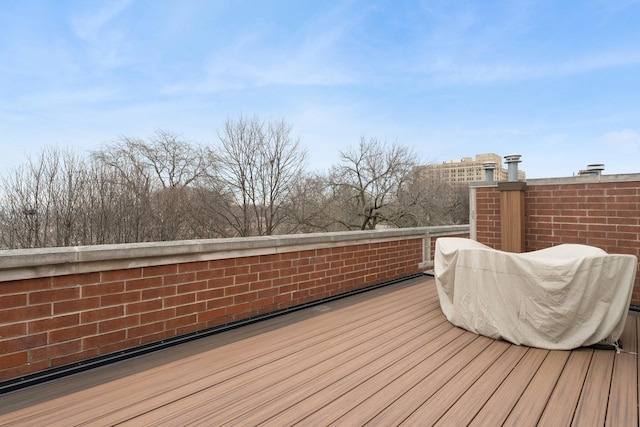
[587,164,605,175]
[482,161,497,182]
[578,164,605,176]
[504,154,522,182]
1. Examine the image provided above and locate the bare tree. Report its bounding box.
[387,169,470,227]
[279,173,338,233]
[92,130,210,241]
[213,116,307,236]
[0,147,90,248]
[326,137,418,230]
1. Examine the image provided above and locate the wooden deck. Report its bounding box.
[1,276,638,426]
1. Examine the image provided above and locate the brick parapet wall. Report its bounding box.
[0,226,468,382]
[471,174,640,306]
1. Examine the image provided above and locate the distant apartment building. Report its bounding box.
[415,153,526,183]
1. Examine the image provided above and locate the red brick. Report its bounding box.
[617,225,640,233]
[0,351,27,369]
[207,277,234,288]
[3,304,51,323]
[139,330,174,345]
[250,281,274,291]
[225,302,250,316]
[177,280,207,294]
[30,287,80,304]
[0,360,49,382]
[273,276,294,287]
[196,268,225,280]
[0,293,27,308]
[51,348,100,368]
[616,240,640,249]
[99,315,140,333]
[280,251,303,261]
[143,264,178,277]
[83,330,127,350]
[197,308,226,322]
[126,299,163,315]
[297,265,314,274]
[250,263,274,275]
[53,297,100,315]
[176,302,206,317]
[0,333,47,353]
[52,272,100,288]
[30,339,82,362]
[99,338,141,356]
[128,321,165,339]
[257,288,279,299]
[226,284,249,296]
[225,266,250,277]
[126,276,163,291]
[164,294,195,307]
[141,286,177,300]
[29,313,79,334]
[196,288,225,301]
[259,253,279,263]
[608,232,639,241]
[235,256,257,266]
[212,258,236,269]
[234,292,257,304]
[178,261,209,273]
[101,292,140,307]
[164,272,196,286]
[207,297,233,310]
[49,324,97,344]
[0,323,26,339]
[140,308,175,324]
[81,306,124,323]
[608,187,639,196]
[101,268,142,282]
[82,282,125,297]
[0,277,50,295]
[292,257,311,266]
[258,270,279,280]
[167,314,197,331]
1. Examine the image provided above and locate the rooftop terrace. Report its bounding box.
[1,276,637,426]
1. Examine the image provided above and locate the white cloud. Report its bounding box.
[600,129,640,151]
[421,47,640,86]
[69,0,135,70]
[71,0,133,40]
[542,134,569,145]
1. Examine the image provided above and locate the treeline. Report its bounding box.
[0,116,469,249]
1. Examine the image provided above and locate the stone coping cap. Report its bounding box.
[0,226,470,281]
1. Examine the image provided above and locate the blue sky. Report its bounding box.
[1,0,639,179]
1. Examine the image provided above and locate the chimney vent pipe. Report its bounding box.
[504,154,522,182]
[483,161,497,181]
[587,164,605,175]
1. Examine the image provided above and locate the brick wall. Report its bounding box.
[471,175,640,306]
[0,226,468,383]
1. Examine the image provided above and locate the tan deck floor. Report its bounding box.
[1,276,638,426]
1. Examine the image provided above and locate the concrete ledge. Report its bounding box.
[471,172,640,188]
[0,226,470,281]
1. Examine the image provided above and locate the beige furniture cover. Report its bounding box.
[434,237,638,350]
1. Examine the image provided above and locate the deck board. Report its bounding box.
[606,315,638,427]
[1,276,638,426]
[433,344,529,426]
[503,350,571,426]
[571,349,615,427]
[537,349,593,426]
[389,339,511,426]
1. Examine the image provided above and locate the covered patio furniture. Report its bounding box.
[434,237,638,350]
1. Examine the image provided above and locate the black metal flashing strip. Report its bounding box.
[0,273,424,395]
